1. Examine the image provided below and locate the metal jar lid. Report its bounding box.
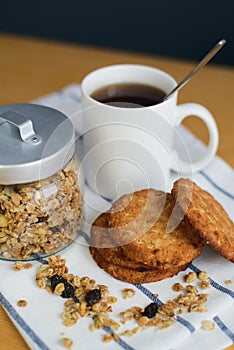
[0,104,75,184]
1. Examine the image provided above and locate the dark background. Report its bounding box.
[1,0,233,66]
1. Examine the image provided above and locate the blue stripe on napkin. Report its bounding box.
[213,316,234,343]
[103,326,136,350]
[0,292,50,350]
[134,283,163,305]
[200,170,234,200]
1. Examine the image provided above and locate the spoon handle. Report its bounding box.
[164,39,227,101]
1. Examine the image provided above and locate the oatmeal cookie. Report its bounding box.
[172,178,234,262]
[90,247,190,284]
[107,190,204,269]
[90,213,154,270]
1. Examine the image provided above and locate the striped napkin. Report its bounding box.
[0,84,233,350]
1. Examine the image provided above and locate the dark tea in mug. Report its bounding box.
[91,83,166,108]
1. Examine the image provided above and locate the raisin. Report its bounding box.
[50,274,74,298]
[61,280,75,298]
[85,289,101,306]
[50,274,64,290]
[142,302,158,318]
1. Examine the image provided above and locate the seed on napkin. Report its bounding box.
[201,320,215,331]
[17,299,27,307]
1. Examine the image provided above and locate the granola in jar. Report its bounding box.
[0,104,83,260]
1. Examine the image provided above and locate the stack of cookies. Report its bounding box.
[89,179,234,283]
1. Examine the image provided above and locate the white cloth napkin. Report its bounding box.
[0,84,233,350]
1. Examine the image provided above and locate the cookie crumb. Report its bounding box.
[61,337,73,348]
[122,288,136,299]
[17,299,27,307]
[225,279,233,285]
[201,320,215,331]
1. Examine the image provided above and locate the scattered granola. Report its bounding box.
[172,282,183,292]
[157,301,177,318]
[137,316,150,328]
[186,284,198,294]
[102,334,113,343]
[177,309,183,315]
[54,282,65,296]
[113,333,120,342]
[120,306,142,324]
[188,305,208,313]
[173,283,208,313]
[102,332,120,343]
[120,329,134,337]
[17,299,27,307]
[89,323,95,332]
[192,270,211,289]
[122,288,136,299]
[201,320,215,331]
[13,261,33,271]
[61,337,73,349]
[0,157,83,260]
[35,255,211,344]
[13,262,24,271]
[200,279,210,289]
[119,299,178,333]
[107,296,118,304]
[36,255,120,333]
[24,263,33,269]
[158,319,176,329]
[184,272,196,283]
[198,271,208,281]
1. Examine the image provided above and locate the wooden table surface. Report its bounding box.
[0,33,233,350]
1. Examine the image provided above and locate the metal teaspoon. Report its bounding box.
[163,39,227,101]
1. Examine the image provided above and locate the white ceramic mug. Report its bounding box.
[81,64,218,200]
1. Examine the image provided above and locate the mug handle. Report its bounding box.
[171,103,219,174]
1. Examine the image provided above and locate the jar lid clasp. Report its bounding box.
[0,110,42,145]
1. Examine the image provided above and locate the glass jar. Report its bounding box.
[0,104,84,260]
